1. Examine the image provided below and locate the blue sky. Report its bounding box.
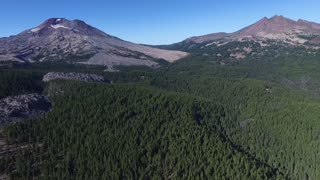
[1,0,320,44]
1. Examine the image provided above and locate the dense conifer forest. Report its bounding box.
[1,52,320,179]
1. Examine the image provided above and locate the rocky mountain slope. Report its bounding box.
[0,18,188,67]
[162,15,320,59]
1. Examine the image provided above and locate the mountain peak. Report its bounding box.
[235,15,304,36]
[270,15,284,19]
[27,17,109,37]
[269,15,295,23]
[257,17,269,23]
[183,15,320,44]
[30,18,73,33]
[38,18,68,28]
[45,18,66,23]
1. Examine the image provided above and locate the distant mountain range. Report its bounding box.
[158,15,320,60]
[0,18,188,67]
[1,15,320,67]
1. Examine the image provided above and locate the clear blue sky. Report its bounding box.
[1,0,320,45]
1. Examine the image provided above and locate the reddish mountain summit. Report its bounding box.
[186,15,320,43]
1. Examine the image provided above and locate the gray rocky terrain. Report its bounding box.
[42,72,107,82]
[0,93,51,127]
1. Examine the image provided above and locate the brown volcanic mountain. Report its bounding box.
[185,15,320,44]
[236,16,299,36]
[0,18,188,67]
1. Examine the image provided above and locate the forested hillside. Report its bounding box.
[1,50,320,179]
[1,81,282,179]
[149,74,320,179]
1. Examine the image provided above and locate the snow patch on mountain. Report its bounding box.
[51,24,72,30]
[31,27,41,32]
[205,42,216,47]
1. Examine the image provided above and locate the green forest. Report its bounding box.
[1,51,320,179]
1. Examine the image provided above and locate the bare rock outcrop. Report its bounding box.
[43,72,106,82]
[0,93,51,127]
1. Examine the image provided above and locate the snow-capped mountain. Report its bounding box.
[0,18,188,67]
